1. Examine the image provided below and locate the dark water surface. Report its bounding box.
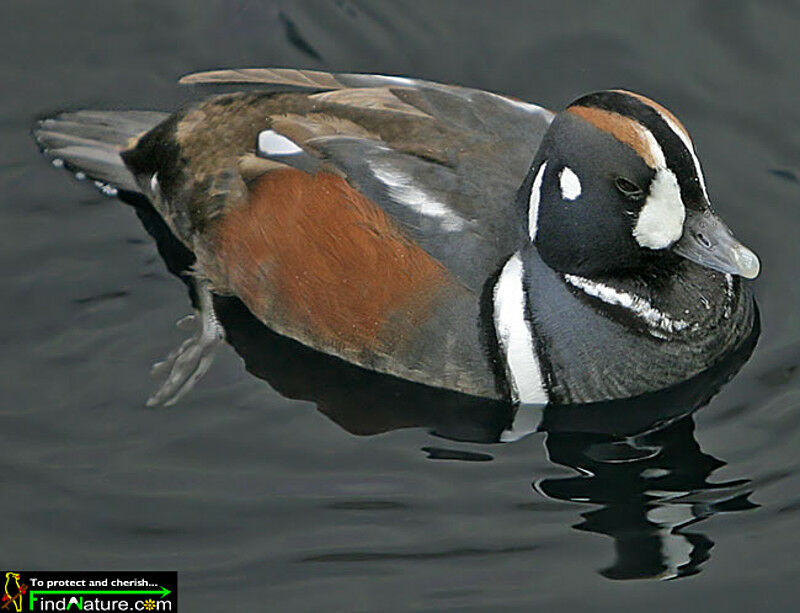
[4,1,800,610]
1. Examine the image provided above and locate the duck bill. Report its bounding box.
[672,209,760,279]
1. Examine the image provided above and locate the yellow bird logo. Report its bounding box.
[2,572,25,612]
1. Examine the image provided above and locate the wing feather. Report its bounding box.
[175,69,555,289]
[179,67,344,90]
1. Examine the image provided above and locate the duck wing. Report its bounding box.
[178,68,554,290]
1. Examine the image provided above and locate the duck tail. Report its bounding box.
[32,110,169,195]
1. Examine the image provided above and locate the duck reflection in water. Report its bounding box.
[133,194,760,582]
[539,414,758,580]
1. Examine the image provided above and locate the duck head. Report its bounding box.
[525,90,759,279]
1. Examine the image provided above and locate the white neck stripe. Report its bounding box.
[493,253,548,404]
[528,161,547,241]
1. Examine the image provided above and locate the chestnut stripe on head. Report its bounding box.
[568,91,707,207]
[567,105,662,168]
[615,90,709,200]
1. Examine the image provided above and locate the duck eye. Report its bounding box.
[615,177,645,199]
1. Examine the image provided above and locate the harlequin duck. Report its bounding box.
[33,68,759,406]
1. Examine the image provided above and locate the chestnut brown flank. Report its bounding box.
[211,168,453,352]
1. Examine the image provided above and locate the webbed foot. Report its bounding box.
[147,282,224,407]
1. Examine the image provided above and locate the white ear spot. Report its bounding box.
[559,166,581,201]
[258,130,303,156]
[633,168,686,249]
[528,161,547,241]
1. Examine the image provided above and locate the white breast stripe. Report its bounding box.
[564,273,691,336]
[258,130,303,156]
[528,161,548,241]
[367,160,467,232]
[493,253,548,404]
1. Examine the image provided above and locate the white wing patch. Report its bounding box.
[493,253,548,404]
[366,160,467,232]
[258,130,303,156]
[528,161,548,241]
[559,166,581,201]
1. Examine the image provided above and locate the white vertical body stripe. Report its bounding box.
[493,253,548,404]
[528,161,547,241]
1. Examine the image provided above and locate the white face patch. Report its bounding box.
[559,166,581,201]
[528,161,547,241]
[258,130,303,156]
[493,253,548,404]
[367,159,467,232]
[633,168,686,249]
